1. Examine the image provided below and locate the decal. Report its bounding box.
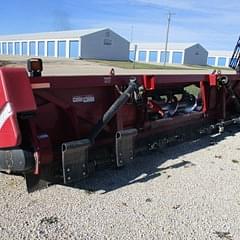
[31,83,51,89]
[37,134,49,140]
[0,103,13,130]
[104,77,111,84]
[72,95,95,103]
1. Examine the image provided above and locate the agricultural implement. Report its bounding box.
[1,38,240,192]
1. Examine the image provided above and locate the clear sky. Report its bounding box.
[1,0,239,50]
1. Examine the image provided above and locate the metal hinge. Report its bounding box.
[115,128,138,167]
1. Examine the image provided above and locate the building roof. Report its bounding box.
[0,28,107,41]
[130,42,201,51]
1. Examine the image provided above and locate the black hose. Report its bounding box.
[90,79,138,143]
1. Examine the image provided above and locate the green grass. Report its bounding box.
[185,64,232,71]
[184,85,200,97]
[89,60,232,71]
[89,60,198,70]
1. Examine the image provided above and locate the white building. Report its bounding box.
[0,28,129,60]
[130,42,208,65]
[207,50,233,67]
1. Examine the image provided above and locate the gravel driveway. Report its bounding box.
[0,55,234,76]
[1,127,240,240]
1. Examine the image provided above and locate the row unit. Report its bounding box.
[0,40,80,58]
[129,50,183,64]
[207,56,231,67]
[129,49,232,67]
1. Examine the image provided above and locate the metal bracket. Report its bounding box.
[62,139,91,184]
[25,173,49,193]
[115,128,137,167]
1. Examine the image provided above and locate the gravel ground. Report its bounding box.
[1,127,240,240]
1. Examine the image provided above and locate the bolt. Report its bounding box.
[67,176,71,181]
[83,171,86,176]
[66,168,71,172]
[82,164,86,168]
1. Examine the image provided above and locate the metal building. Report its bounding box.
[130,43,208,65]
[0,28,129,60]
[207,50,232,67]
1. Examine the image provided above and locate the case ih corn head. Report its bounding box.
[1,38,240,192]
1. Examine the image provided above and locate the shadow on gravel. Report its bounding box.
[72,126,240,194]
[0,61,12,66]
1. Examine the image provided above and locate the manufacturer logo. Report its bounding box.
[0,103,13,130]
[72,95,95,103]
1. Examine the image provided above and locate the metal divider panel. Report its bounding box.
[115,128,138,167]
[62,139,91,184]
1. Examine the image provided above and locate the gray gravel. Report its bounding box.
[1,127,240,240]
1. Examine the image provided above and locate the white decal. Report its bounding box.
[0,103,13,130]
[104,77,111,84]
[72,95,95,103]
[37,134,49,140]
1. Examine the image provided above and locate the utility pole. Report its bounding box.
[130,25,137,69]
[133,44,137,69]
[164,11,175,66]
[130,25,134,43]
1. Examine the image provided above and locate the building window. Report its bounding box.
[38,41,45,56]
[172,51,183,64]
[104,39,112,46]
[207,57,216,66]
[160,51,170,63]
[149,51,158,62]
[29,41,36,56]
[47,41,55,57]
[138,51,147,62]
[129,50,135,61]
[217,57,226,67]
[22,42,27,55]
[58,41,66,57]
[69,40,79,58]
[2,42,7,54]
[15,42,20,55]
[8,42,13,55]
[105,31,110,38]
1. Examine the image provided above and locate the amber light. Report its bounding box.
[27,58,43,76]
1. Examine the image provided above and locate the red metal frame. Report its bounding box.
[1,67,240,184]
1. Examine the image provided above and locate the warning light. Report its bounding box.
[27,58,43,77]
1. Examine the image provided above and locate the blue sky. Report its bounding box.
[1,0,239,50]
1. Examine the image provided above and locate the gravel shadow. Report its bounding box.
[72,125,240,193]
